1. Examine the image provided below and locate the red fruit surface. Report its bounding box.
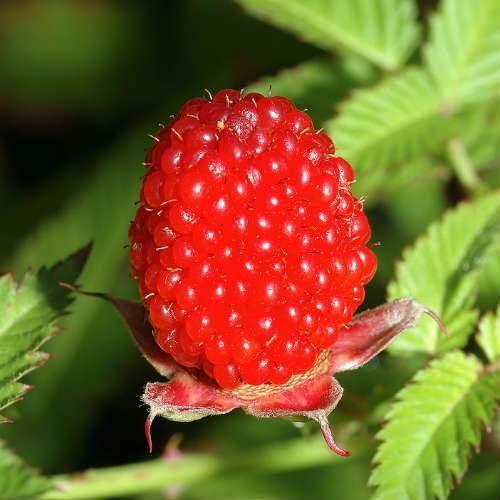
[129,89,377,389]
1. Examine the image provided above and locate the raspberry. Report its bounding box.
[129,90,377,389]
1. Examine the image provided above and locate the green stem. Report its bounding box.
[41,455,218,500]
[42,434,365,499]
[447,138,484,194]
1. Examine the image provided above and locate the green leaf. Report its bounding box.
[247,56,376,125]
[0,441,49,499]
[3,130,146,469]
[424,0,500,105]
[477,306,500,363]
[478,246,500,310]
[370,351,500,500]
[325,68,457,171]
[458,103,500,171]
[326,0,500,176]
[0,245,89,421]
[236,0,420,70]
[388,193,500,355]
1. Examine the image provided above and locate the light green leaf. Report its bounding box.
[248,56,376,125]
[458,103,500,171]
[388,193,500,355]
[424,0,500,105]
[325,67,457,171]
[327,0,500,177]
[236,0,420,70]
[0,442,49,499]
[370,351,500,500]
[0,246,89,421]
[477,306,500,363]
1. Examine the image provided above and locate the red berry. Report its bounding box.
[240,353,271,385]
[229,332,261,364]
[213,363,240,389]
[130,89,376,389]
[314,172,339,207]
[268,334,299,366]
[349,210,371,245]
[269,363,292,384]
[246,313,278,342]
[174,280,199,311]
[219,135,247,164]
[205,335,230,365]
[157,270,182,301]
[183,125,217,151]
[255,152,288,185]
[153,219,177,248]
[161,145,183,174]
[224,113,254,140]
[192,220,221,254]
[357,246,378,284]
[293,341,317,372]
[172,236,198,268]
[256,97,288,128]
[149,296,175,330]
[247,128,272,156]
[284,110,313,135]
[142,171,164,208]
[185,309,213,341]
[178,167,212,214]
[144,263,162,291]
[169,203,197,234]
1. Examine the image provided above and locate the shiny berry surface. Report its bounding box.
[129,89,377,389]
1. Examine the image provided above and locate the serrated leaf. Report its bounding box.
[0,442,49,499]
[477,306,500,363]
[388,193,500,355]
[248,56,376,125]
[325,67,458,171]
[236,0,420,70]
[424,0,500,105]
[326,0,500,177]
[370,351,500,500]
[0,245,89,421]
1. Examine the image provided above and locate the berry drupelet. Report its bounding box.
[129,89,377,390]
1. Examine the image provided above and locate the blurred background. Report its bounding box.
[0,1,499,499]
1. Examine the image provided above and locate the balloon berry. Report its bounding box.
[73,91,442,455]
[129,89,377,390]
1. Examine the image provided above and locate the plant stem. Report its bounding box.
[41,434,364,499]
[447,138,484,194]
[41,455,218,500]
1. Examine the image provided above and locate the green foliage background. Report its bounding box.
[0,1,499,499]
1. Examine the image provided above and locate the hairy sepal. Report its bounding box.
[72,289,431,455]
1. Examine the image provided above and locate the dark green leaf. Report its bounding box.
[0,245,90,421]
[0,442,49,499]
